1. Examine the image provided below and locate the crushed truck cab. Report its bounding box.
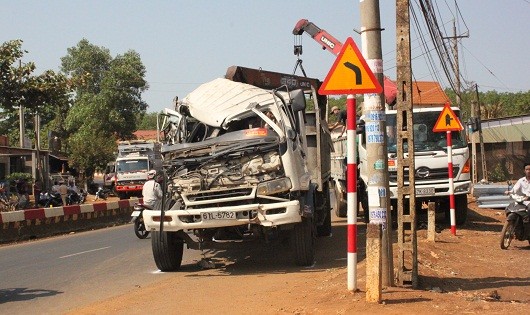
[144,70,332,271]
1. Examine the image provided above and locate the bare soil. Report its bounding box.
[68,196,529,314]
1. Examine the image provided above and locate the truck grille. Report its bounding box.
[389,167,459,182]
[184,187,254,203]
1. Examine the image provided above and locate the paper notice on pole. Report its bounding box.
[367,186,380,207]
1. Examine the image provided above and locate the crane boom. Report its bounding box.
[293,19,343,55]
[293,19,397,105]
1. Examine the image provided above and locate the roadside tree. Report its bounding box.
[60,39,149,184]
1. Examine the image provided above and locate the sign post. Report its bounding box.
[433,103,464,235]
[319,37,382,291]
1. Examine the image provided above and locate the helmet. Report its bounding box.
[147,170,157,179]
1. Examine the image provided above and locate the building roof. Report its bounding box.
[133,130,159,141]
[410,81,450,105]
[472,114,530,143]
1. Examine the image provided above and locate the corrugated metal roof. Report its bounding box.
[471,114,530,143]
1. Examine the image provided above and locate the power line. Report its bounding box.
[459,44,510,90]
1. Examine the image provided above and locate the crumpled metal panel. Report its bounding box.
[182,78,282,128]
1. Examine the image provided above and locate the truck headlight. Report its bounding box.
[257,178,292,196]
[454,183,470,193]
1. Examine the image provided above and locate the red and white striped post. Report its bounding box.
[446,130,456,235]
[346,94,358,291]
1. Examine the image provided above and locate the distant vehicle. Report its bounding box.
[114,140,162,200]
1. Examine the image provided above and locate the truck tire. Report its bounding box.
[316,182,332,237]
[291,218,315,266]
[317,209,332,237]
[151,231,184,271]
[454,194,468,226]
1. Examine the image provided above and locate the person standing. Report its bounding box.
[58,181,68,206]
[33,179,42,207]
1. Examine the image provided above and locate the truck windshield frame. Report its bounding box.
[116,159,149,172]
[386,111,467,153]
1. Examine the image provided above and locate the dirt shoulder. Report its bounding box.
[68,197,529,314]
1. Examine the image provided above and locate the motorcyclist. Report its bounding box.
[142,170,163,209]
[505,162,530,209]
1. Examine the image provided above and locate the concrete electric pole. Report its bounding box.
[396,0,418,288]
[360,0,394,300]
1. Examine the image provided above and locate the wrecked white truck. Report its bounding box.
[143,68,332,271]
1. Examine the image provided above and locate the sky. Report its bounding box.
[2,0,529,113]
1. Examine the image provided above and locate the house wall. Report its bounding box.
[472,141,530,181]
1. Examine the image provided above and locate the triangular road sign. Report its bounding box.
[433,103,464,132]
[318,37,383,95]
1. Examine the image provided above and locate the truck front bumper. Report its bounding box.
[143,200,302,232]
[388,180,471,199]
[115,185,143,192]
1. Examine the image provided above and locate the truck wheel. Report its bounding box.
[454,194,468,226]
[117,192,127,200]
[317,209,332,237]
[291,218,315,266]
[316,182,332,237]
[332,182,347,218]
[151,231,184,271]
[360,192,369,224]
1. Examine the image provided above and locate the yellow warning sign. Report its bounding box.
[433,103,464,132]
[318,37,382,95]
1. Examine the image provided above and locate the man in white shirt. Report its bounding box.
[142,170,163,208]
[506,162,530,208]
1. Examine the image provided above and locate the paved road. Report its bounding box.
[0,224,200,314]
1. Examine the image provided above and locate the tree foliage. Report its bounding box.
[445,88,530,122]
[137,112,158,130]
[59,39,148,179]
[0,40,71,146]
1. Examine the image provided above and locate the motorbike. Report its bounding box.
[131,203,150,239]
[67,189,87,205]
[39,191,63,207]
[500,194,530,249]
[94,187,110,201]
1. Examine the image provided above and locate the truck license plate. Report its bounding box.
[131,211,141,217]
[201,212,236,221]
[415,187,435,196]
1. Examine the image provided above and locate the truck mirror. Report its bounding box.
[289,89,307,112]
[287,128,297,140]
[356,119,365,134]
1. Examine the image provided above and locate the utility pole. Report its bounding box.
[443,20,468,107]
[18,60,26,148]
[396,0,418,288]
[470,99,478,184]
[474,84,488,181]
[360,0,393,297]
